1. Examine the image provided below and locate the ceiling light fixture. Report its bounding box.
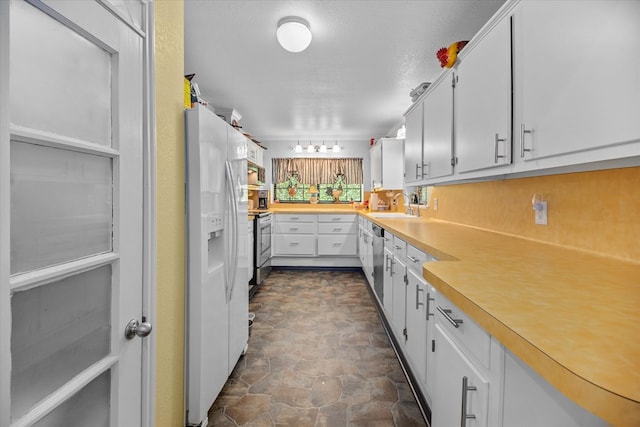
[276,16,312,53]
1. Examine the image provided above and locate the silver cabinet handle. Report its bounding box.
[415,163,421,180]
[290,217,299,220]
[333,228,342,232]
[394,245,402,250]
[520,123,532,157]
[422,162,430,178]
[332,242,342,247]
[437,306,463,328]
[416,284,424,309]
[407,255,419,263]
[385,254,392,272]
[426,293,435,319]
[331,217,341,222]
[390,258,395,276]
[290,242,299,246]
[460,376,477,427]
[289,227,299,231]
[494,133,506,163]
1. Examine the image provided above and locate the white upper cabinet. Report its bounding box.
[247,139,264,167]
[404,71,454,185]
[404,102,424,184]
[455,14,512,173]
[422,72,454,180]
[514,0,640,165]
[370,142,382,189]
[371,138,404,190]
[404,0,640,185]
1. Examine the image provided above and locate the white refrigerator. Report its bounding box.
[185,104,249,426]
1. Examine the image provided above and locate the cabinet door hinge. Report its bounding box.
[451,157,458,167]
[403,328,408,340]
[432,339,436,352]
[452,73,457,88]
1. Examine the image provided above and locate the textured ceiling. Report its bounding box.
[184,0,505,144]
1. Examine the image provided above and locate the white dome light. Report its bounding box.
[276,17,312,53]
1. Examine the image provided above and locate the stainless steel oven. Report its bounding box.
[255,212,272,285]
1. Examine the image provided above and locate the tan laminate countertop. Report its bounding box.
[363,213,639,427]
[266,206,639,424]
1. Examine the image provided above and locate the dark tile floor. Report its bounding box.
[207,269,427,427]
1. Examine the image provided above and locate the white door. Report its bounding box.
[0,1,148,425]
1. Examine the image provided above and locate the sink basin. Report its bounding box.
[369,213,415,218]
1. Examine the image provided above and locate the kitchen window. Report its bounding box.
[272,158,363,203]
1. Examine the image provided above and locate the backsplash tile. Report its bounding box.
[426,167,640,263]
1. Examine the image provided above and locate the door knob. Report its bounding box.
[125,318,153,340]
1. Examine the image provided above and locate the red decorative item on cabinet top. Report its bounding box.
[436,40,468,68]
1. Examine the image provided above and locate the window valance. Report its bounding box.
[272,158,363,185]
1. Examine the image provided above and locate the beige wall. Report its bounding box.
[426,166,640,263]
[154,1,185,426]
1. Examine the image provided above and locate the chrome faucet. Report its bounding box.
[393,191,421,217]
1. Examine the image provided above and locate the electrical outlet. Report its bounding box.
[534,201,547,225]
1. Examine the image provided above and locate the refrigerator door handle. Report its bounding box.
[225,160,239,302]
[224,161,233,300]
[230,166,240,300]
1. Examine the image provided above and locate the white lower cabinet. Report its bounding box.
[317,234,357,255]
[404,244,438,405]
[357,218,374,284]
[502,349,607,427]
[431,292,608,427]
[272,213,359,266]
[390,237,407,344]
[272,214,316,256]
[273,234,316,256]
[405,269,427,387]
[432,292,501,427]
[432,325,490,427]
[382,235,394,316]
[318,214,357,256]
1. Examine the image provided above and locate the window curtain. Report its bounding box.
[272,158,363,185]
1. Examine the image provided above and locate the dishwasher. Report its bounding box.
[371,223,384,303]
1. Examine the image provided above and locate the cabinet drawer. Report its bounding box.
[317,235,357,256]
[406,245,437,273]
[392,236,407,260]
[273,235,316,256]
[383,231,395,250]
[435,293,491,370]
[317,214,357,223]
[275,214,315,223]
[274,222,315,234]
[317,222,357,235]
